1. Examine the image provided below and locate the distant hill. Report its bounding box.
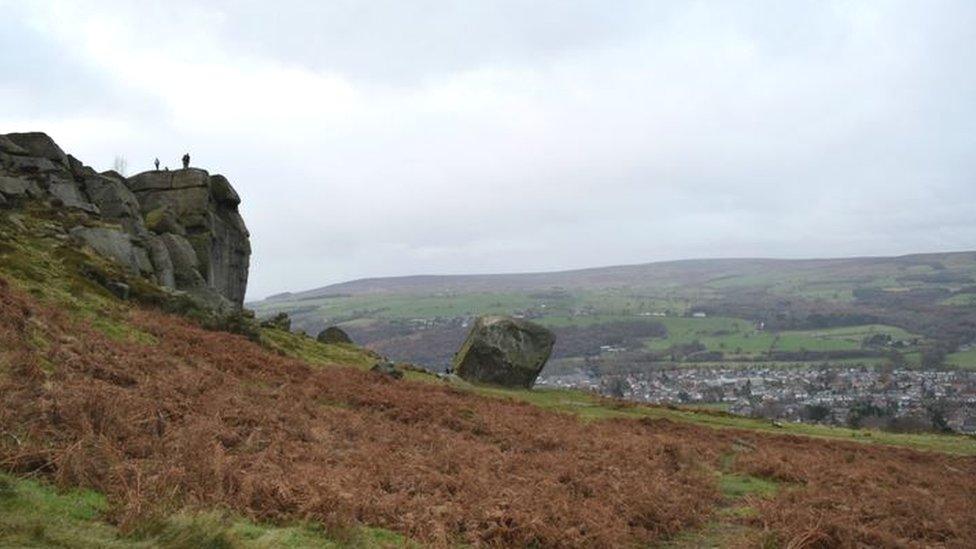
[252,250,976,372]
[264,251,976,299]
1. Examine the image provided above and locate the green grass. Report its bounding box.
[0,472,410,548]
[940,293,976,306]
[641,316,775,356]
[718,473,778,500]
[638,318,921,358]
[260,327,378,369]
[947,348,976,370]
[252,292,538,323]
[665,453,778,548]
[0,472,128,548]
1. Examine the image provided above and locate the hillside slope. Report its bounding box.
[266,252,976,298]
[2,202,976,546]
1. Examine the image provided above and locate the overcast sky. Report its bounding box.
[2,1,974,299]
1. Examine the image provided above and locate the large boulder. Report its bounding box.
[317,326,353,344]
[452,315,556,388]
[370,360,403,379]
[126,168,250,307]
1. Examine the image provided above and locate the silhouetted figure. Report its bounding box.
[154,157,160,171]
[182,153,190,169]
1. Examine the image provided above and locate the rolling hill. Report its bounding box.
[264,251,976,298]
[252,251,976,372]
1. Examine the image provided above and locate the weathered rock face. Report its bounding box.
[69,226,153,276]
[0,131,251,311]
[4,132,69,167]
[452,315,556,388]
[126,169,251,306]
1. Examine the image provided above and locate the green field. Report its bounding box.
[643,316,773,356]
[637,318,918,359]
[947,348,976,370]
[942,293,976,306]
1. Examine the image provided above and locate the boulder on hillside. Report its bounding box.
[452,315,556,389]
[317,326,353,344]
[370,361,403,379]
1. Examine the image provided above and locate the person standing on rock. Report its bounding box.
[182,153,190,169]
[154,157,160,171]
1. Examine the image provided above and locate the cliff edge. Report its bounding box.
[0,131,250,311]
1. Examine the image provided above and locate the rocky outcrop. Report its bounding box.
[0,131,251,311]
[452,315,556,388]
[127,169,250,306]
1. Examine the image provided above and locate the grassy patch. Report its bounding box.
[664,520,763,548]
[0,472,410,548]
[260,327,378,369]
[719,473,778,500]
[0,472,133,548]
